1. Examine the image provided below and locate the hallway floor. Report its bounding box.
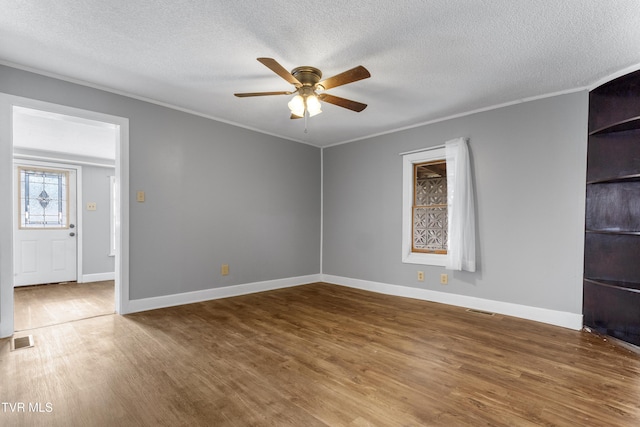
[14,280,114,331]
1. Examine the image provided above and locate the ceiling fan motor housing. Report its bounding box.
[291,66,323,88]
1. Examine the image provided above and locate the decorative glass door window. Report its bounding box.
[18,167,69,229]
[412,161,447,253]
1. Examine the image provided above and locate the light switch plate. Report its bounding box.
[137,191,145,202]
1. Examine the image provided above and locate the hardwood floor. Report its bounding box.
[13,280,114,331]
[1,282,640,426]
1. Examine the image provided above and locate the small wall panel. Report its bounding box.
[51,239,66,271]
[19,240,38,273]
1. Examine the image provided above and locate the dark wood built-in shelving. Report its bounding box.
[584,278,640,293]
[585,230,640,236]
[586,174,640,185]
[589,115,640,136]
[584,69,640,347]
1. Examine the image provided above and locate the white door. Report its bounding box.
[14,164,77,287]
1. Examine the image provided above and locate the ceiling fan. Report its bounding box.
[234,58,371,119]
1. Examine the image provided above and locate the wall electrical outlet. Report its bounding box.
[86,202,97,211]
[440,273,448,285]
[417,271,424,281]
[221,264,229,276]
[137,191,145,202]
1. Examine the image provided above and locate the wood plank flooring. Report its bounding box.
[13,281,114,331]
[1,282,640,426]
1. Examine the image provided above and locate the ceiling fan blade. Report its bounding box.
[318,93,367,112]
[290,114,303,119]
[257,58,302,87]
[317,66,370,90]
[234,91,293,97]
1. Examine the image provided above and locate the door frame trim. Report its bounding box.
[13,160,82,286]
[0,94,130,337]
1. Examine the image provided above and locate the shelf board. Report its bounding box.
[587,173,640,184]
[584,278,640,293]
[590,116,640,135]
[585,229,640,236]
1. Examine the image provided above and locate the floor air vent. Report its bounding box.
[466,309,495,316]
[11,335,34,351]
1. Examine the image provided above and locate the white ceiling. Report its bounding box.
[13,107,117,160]
[2,1,640,148]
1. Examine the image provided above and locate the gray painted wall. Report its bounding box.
[82,165,115,275]
[323,92,588,314]
[1,65,321,300]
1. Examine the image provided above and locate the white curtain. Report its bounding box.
[445,137,476,272]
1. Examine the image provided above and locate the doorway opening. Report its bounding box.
[0,94,130,337]
[12,108,116,330]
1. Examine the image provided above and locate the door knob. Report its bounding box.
[69,232,75,237]
[70,224,75,228]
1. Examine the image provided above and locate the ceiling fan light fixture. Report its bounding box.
[288,94,305,117]
[307,108,322,117]
[306,94,322,117]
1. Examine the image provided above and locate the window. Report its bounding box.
[402,147,447,266]
[413,161,448,254]
[402,138,476,271]
[18,167,69,229]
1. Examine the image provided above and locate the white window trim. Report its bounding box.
[401,147,447,266]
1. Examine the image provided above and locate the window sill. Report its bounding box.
[402,252,446,267]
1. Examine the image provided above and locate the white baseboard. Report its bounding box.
[126,274,322,314]
[322,274,583,331]
[80,272,115,283]
[123,273,583,331]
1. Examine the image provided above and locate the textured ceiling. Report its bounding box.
[2,1,640,147]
